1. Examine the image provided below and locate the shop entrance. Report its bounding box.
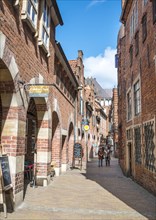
[24,98,37,197]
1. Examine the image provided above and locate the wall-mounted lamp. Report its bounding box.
[77,84,83,91]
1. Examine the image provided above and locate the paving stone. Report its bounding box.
[1,158,156,220]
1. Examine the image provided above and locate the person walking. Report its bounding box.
[98,147,104,167]
[105,147,111,166]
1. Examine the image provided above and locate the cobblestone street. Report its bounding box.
[1,157,156,220]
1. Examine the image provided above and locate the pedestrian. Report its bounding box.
[98,147,104,167]
[105,148,111,166]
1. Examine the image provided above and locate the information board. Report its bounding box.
[0,156,12,191]
[74,143,82,158]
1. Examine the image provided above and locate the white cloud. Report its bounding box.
[84,47,117,89]
[87,0,106,8]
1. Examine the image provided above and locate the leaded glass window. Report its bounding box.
[134,81,141,115]
[144,121,155,172]
[134,127,142,164]
[127,91,132,120]
[27,0,38,28]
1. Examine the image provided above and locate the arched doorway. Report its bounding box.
[24,98,37,195]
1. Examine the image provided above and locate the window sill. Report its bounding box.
[38,40,50,57]
[21,12,37,34]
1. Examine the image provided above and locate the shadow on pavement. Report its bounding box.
[84,157,156,220]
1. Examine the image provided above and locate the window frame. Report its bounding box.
[38,0,51,55]
[129,45,133,67]
[127,91,132,121]
[142,14,147,43]
[21,0,38,32]
[134,126,142,164]
[153,0,156,23]
[134,80,141,116]
[135,31,139,56]
[129,0,138,40]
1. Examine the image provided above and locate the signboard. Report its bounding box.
[74,143,82,158]
[84,125,89,131]
[28,85,49,97]
[0,156,12,191]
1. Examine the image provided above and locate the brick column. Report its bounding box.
[35,102,50,186]
[1,93,26,207]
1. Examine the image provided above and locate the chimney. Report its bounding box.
[78,50,83,59]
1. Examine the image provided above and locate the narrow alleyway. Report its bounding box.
[1,158,156,220]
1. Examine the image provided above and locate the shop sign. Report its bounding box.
[28,85,49,97]
[84,125,89,131]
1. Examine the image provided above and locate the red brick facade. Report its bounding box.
[118,0,156,195]
[0,0,80,207]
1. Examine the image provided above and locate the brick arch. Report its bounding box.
[0,32,28,206]
[52,111,61,176]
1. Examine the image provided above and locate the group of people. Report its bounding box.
[98,145,112,167]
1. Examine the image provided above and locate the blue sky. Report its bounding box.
[56,0,122,88]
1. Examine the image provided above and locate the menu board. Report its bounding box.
[74,143,82,158]
[0,156,12,191]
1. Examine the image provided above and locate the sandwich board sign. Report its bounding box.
[0,155,12,191]
[0,155,12,218]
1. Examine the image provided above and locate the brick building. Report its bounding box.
[110,88,118,156]
[118,0,156,195]
[0,0,81,207]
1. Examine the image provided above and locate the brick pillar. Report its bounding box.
[61,135,68,172]
[52,112,61,176]
[1,93,26,207]
[35,102,50,186]
[68,133,74,167]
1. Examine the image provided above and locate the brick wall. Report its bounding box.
[118,0,156,195]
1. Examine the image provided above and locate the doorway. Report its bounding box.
[24,98,37,197]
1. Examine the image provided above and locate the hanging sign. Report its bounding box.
[84,125,89,131]
[28,85,49,97]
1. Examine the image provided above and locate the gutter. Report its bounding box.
[52,0,63,26]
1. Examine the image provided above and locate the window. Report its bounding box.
[134,81,141,115]
[153,0,156,23]
[135,31,139,56]
[142,14,147,42]
[129,46,133,67]
[134,127,142,164]
[144,121,155,172]
[143,0,148,6]
[127,91,132,120]
[80,96,84,115]
[38,0,50,54]
[21,0,38,32]
[127,129,132,140]
[130,0,138,40]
